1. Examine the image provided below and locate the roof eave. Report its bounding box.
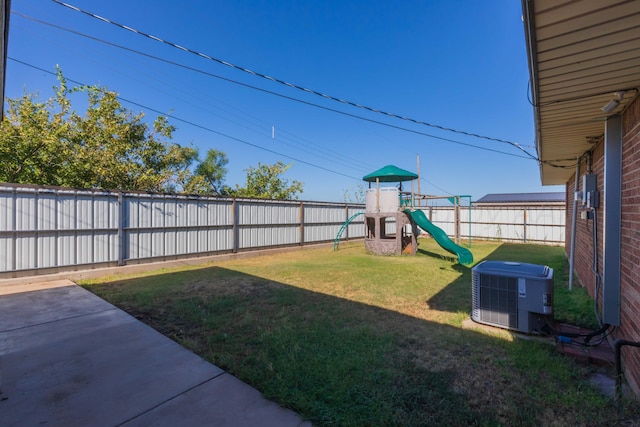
[521,0,544,184]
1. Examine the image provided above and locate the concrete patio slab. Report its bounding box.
[0,282,115,331]
[123,373,309,427]
[0,281,309,427]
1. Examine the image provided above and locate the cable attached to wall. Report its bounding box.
[589,207,604,328]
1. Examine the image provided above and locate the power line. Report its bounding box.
[419,177,453,197]
[12,12,375,173]
[50,0,539,160]
[8,57,363,182]
[13,11,537,162]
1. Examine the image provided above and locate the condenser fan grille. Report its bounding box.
[471,261,554,333]
[477,273,518,328]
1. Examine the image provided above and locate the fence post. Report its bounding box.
[33,189,39,269]
[468,199,472,247]
[345,205,349,241]
[117,193,124,266]
[523,208,528,243]
[232,199,239,253]
[54,189,59,269]
[11,187,17,272]
[454,197,460,244]
[299,202,304,246]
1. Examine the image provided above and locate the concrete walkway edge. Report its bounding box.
[0,280,310,426]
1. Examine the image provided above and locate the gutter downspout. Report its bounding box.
[602,115,622,326]
[568,157,580,290]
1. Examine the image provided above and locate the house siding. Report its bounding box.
[565,95,640,398]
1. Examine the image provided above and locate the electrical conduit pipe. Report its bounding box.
[615,339,640,399]
[569,156,580,290]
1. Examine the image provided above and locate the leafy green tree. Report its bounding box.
[192,148,229,195]
[0,80,71,185]
[0,69,200,193]
[230,161,303,200]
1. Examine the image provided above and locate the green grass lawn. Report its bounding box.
[81,239,640,426]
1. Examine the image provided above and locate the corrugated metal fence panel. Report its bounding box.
[0,188,15,271]
[57,195,76,266]
[0,183,567,275]
[35,192,55,268]
[467,206,564,244]
[14,190,35,270]
[303,204,347,243]
[375,215,399,235]
[125,195,149,259]
[425,207,455,235]
[124,195,235,260]
[473,221,524,241]
[201,199,234,253]
[237,200,300,249]
[304,204,344,222]
[526,208,565,243]
[239,200,300,225]
[72,192,114,266]
[0,186,120,271]
[95,194,119,263]
[473,207,523,241]
[527,208,566,226]
[75,193,92,265]
[346,206,365,240]
[177,200,197,255]
[527,224,565,243]
[214,199,235,252]
[486,208,524,224]
[152,196,171,257]
[422,205,565,244]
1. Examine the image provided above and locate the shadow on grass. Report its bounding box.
[416,247,458,264]
[425,243,571,314]
[84,247,637,426]
[417,245,474,314]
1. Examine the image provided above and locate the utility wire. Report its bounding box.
[13,12,372,173]
[8,57,363,182]
[50,0,539,160]
[420,177,453,197]
[12,12,377,172]
[13,11,537,162]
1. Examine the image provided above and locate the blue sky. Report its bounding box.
[6,0,563,202]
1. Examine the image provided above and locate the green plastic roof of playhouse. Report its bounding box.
[362,165,418,182]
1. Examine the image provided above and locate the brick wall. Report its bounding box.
[619,95,640,398]
[565,95,640,398]
[564,142,604,299]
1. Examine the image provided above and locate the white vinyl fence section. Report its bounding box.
[0,184,565,277]
[424,205,565,245]
[0,184,365,277]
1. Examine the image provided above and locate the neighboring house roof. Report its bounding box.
[522,0,640,185]
[475,192,565,204]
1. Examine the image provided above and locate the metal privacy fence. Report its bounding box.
[0,184,365,277]
[0,184,565,277]
[426,205,565,245]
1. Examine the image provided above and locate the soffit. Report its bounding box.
[523,0,640,184]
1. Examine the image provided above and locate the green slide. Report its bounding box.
[405,209,473,265]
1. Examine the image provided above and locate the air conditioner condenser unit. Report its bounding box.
[471,261,554,334]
